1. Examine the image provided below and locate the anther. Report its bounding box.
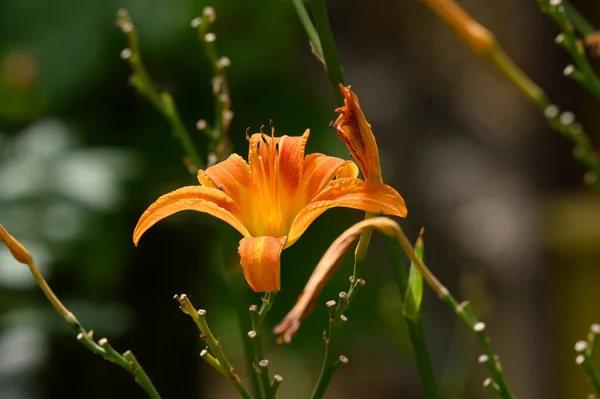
[217,185,224,191]
[245,127,251,140]
[260,124,265,134]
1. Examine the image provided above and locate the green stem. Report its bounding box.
[419,0,600,189]
[310,0,345,105]
[563,0,596,36]
[292,0,324,59]
[116,9,204,169]
[250,292,279,399]
[384,236,438,399]
[390,225,517,399]
[176,295,252,399]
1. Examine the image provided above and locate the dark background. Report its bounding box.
[1,0,599,398]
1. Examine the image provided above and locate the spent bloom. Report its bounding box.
[134,125,407,292]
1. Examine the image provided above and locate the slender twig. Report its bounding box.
[175,294,252,399]
[562,1,596,36]
[249,292,279,399]
[419,0,600,189]
[310,0,345,105]
[575,324,600,394]
[116,9,203,170]
[0,225,161,399]
[389,222,516,399]
[191,7,234,163]
[384,232,438,399]
[292,0,324,60]
[538,0,600,100]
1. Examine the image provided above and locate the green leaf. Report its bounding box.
[403,230,425,320]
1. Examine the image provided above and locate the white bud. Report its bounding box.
[259,359,269,368]
[478,354,489,364]
[196,119,208,130]
[200,349,208,357]
[120,48,132,60]
[191,17,201,28]
[564,64,575,76]
[203,6,216,22]
[274,374,283,382]
[473,322,486,332]
[204,33,216,43]
[248,330,257,339]
[340,314,348,322]
[576,354,586,364]
[549,0,561,6]
[555,33,565,44]
[483,378,492,387]
[559,111,575,125]
[198,309,207,316]
[544,105,559,119]
[326,300,336,308]
[591,324,600,334]
[218,56,231,67]
[575,340,588,352]
[339,355,349,364]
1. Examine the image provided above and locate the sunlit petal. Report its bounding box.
[197,154,251,205]
[133,186,250,245]
[302,153,358,202]
[286,178,407,246]
[238,236,287,292]
[334,85,382,184]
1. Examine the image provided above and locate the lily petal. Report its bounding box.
[286,178,407,246]
[302,153,359,202]
[133,186,250,245]
[238,236,287,292]
[334,85,382,184]
[197,154,251,205]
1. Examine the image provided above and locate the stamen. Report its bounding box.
[261,135,269,147]
[270,119,275,138]
[257,141,261,153]
[260,124,265,134]
[245,127,251,141]
[275,142,279,156]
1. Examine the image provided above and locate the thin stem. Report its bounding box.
[116,9,203,169]
[419,0,600,188]
[391,225,516,399]
[384,236,438,399]
[563,1,596,36]
[192,7,234,162]
[175,294,252,399]
[0,225,161,399]
[249,292,279,399]
[310,0,345,105]
[292,0,324,59]
[576,324,600,394]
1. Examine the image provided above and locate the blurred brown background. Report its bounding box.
[0,0,599,398]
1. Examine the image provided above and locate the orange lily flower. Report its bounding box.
[133,128,407,292]
[334,84,382,184]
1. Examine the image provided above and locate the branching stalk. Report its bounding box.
[419,0,600,189]
[175,294,252,399]
[116,9,203,169]
[0,225,161,399]
[575,324,600,394]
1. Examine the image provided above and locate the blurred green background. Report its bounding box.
[1,0,600,398]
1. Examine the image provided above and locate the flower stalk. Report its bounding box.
[575,324,600,394]
[249,292,279,399]
[174,294,252,399]
[419,0,600,189]
[116,9,203,170]
[0,225,161,399]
